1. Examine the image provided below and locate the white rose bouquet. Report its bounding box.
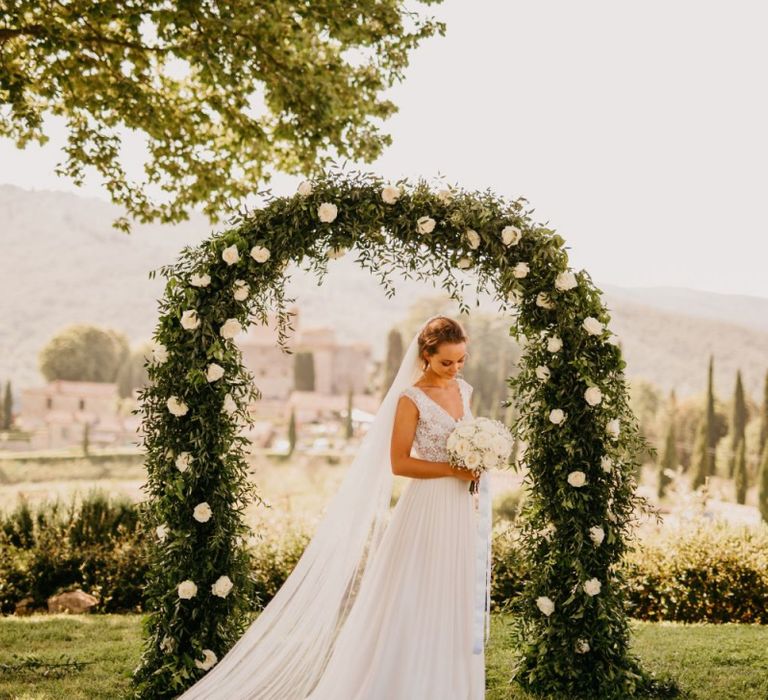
[446,416,514,493]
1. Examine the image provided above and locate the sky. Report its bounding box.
[2,0,766,298]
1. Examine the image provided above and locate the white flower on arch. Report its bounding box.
[318,202,338,223]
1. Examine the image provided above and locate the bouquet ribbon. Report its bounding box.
[472,469,492,655]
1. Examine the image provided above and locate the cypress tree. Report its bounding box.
[287,406,296,456]
[728,370,748,478]
[758,440,768,525]
[381,328,404,398]
[691,417,709,491]
[734,437,747,505]
[2,380,11,431]
[658,390,678,500]
[759,370,768,459]
[345,387,354,440]
[706,355,717,476]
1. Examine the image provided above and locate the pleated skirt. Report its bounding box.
[306,474,485,700]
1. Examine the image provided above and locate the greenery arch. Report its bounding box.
[131,168,670,699]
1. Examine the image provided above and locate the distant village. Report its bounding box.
[1,307,382,454]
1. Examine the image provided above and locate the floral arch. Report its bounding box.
[131,168,665,699]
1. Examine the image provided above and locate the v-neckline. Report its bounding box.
[413,379,466,423]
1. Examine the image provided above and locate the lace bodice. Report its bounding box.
[399,377,474,463]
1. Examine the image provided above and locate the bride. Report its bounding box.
[177,315,492,699]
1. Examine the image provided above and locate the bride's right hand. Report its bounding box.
[450,465,478,482]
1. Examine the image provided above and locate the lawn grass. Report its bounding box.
[0,613,766,699]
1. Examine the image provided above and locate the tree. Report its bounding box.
[82,421,91,457]
[734,437,747,505]
[658,390,678,500]
[728,370,748,478]
[287,406,296,456]
[345,387,354,440]
[38,324,130,383]
[758,440,768,525]
[705,355,718,476]
[759,370,768,459]
[2,380,12,430]
[294,351,315,392]
[691,416,709,491]
[0,1,446,232]
[116,343,152,398]
[381,328,404,398]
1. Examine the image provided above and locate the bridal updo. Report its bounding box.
[418,316,468,371]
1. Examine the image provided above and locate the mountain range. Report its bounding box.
[1,184,767,403]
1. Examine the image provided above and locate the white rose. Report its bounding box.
[222,244,240,266]
[589,525,605,545]
[465,229,481,249]
[567,470,586,488]
[195,649,218,671]
[437,188,453,203]
[326,246,347,260]
[536,596,555,616]
[575,639,590,654]
[457,257,472,269]
[152,343,169,364]
[166,396,189,417]
[454,438,471,458]
[513,262,529,278]
[211,575,233,598]
[601,455,613,473]
[465,452,482,470]
[491,435,509,457]
[156,523,169,541]
[193,502,212,523]
[474,430,492,449]
[555,271,578,291]
[205,363,224,382]
[584,386,603,406]
[190,273,211,288]
[233,280,249,301]
[548,408,566,425]
[223,393,238,415]
[381,185,401,204]
[501,225,522,246]
[250,245,271,263]
[583,577,601,596]
[180,309,200,330]
[175,451,192,472]
[536,292,555,309]
[177,579,198,599]
[547,336,562,353]
[535,365,551,381]
[318,202,338,223]
[297,180,313,196]
[583,316,605,335]
[417,216,436,234]
[220,318,242,340]
[606,418,621,439]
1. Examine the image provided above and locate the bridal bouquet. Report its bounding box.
[446,417,515,493]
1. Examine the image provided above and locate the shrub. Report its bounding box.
[623,519,768,623]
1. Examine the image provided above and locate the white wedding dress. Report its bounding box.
[174,317,491,700]
[305,376,485,700]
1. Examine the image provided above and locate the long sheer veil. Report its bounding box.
[177,315,441,699]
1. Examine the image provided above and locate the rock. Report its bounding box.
[14,596,36,616]
[47,589,99,614]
